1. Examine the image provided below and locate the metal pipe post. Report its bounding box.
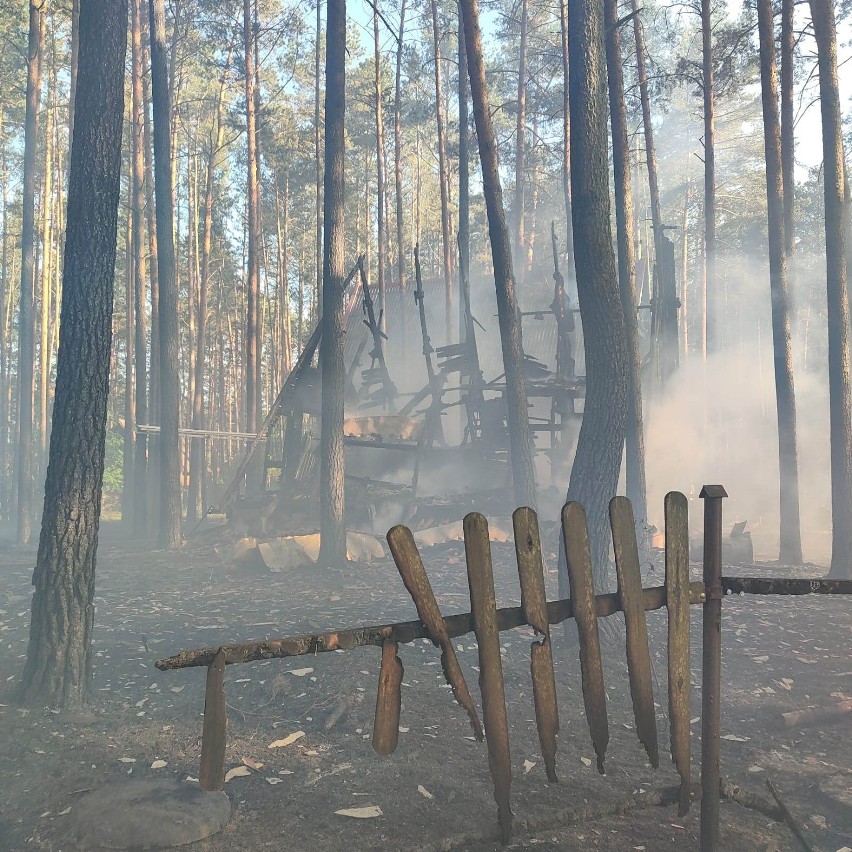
[699,484,726,850]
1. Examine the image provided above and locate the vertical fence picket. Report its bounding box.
[610,496,659,768]
[199,648,226,792]
[464,512,513,845]
[512,507,559,782]
[665,490,691,815]
[372,639,404,755]
[561,501,609,773]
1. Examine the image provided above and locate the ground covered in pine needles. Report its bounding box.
[0,521,849,851]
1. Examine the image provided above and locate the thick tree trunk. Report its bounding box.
[315,0,323,317]
[564,0,628,590]
[458,0,470,318]
[20,0,127,708]
[605,0,647,551]
[558,0,575,285]
[318,0,348,566]
[16,2,45,546]
[757,0,802,565]
[513,0,528,278]
[430,0,454,342]
[394,0,407,303]
[149,0,182,549]
[244,0,261,432]
[810,0,852,580]
[130,0,148,534]
[68,0,80,149]
[701,0,716,356]
[460,0,537,508]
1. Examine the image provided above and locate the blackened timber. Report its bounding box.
[156,582,706,671]
[358,255,397,411]
[721,577,852,595]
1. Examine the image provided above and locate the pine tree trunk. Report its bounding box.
[149,0,182,549]
[458,0,470,319]
[513,0,528,279]
[20,0,127,708]
[318,0,348,566]
[244,0,261,433]
[373,4,387,324]
[756,0,802,565]
[430,0,454,343]
[810,0,852,580]
[558,0,575,285]
[394,0,407,308]
[564,0,628,591]
[459,0,537,508]
[701,0,716,356]
[605,0,647,551]
[780,0,796,309]
[314,0,323,318]
[16,1,45,545]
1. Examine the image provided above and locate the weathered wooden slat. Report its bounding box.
[610,496,659,769]
[199,648,226,792]
[372,640,403,755]
[665,490,691,815]
[721,576,852,596]
[156,583,707,671]
[464,512,513,845]
[561,501,609,774]
[387,525,484,740]
[513,507,559,783]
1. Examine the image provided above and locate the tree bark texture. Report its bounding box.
[757,0,802,565]
[318,0,348,566]
[564,0,628,590]
[20,0,127,708]
[558,0,575,284]
[780,0,795,283]
[149,0,182,549]
[701,0,716,356]
[430,0,454,343]
[394,0,407,301]
[513,0,528,278]
[605,0,647,546]
[460,0,537,509]
[373,3,387,321]
[16,1,45,545]
[244,0,261,432]
[810,0,852,579]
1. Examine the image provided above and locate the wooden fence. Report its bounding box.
[156,485,852,850]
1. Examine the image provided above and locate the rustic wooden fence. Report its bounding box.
[156,485,852,850]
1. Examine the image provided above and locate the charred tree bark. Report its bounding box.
[757,0,802,565]
[20,0,127,708]
[605,0,647,551]
[458,0,470,321]
[315,0,323,318]
[810,0,852,580]
[430,0,454,342]
[244,0,261,432]
[318,0,348,566]
[513,0,528,278]
[16,1,45,545]
[130,0,148,534]
[564,0,628,590]
[701,0,716,356]
[149,0,182,549]
[460,0,537,508]
[558,0,575,285]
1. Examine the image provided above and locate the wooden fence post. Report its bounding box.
[699,485,726,851]
[199,648,227,791]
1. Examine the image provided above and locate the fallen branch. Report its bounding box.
[766,778,813,852]
[778,698,852,729]
[720,777,782,820]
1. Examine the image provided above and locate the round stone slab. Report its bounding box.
[70,779,231,849]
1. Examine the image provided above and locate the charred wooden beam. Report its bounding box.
[156,582,707,671]
[721,577,852,596]
[199,649,226,792]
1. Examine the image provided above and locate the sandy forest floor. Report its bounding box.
[0,521,850,851]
